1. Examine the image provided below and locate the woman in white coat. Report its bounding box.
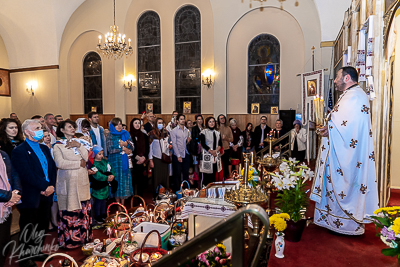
[290,120,307,162]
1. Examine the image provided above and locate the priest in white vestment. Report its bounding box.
[310,66,379,235]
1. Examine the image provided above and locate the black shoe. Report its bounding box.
[34,253,50,262]
[19,259,38,267]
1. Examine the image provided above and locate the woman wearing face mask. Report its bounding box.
[53,119,92,248]
[129,118,149,196]
[199,117,222,187]
[0,118,24,157]
[148,118,170,197]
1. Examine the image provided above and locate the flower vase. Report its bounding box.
[275,232,285,258]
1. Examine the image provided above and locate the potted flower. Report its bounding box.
[371,206,400,263]
[269,213,290,258]
[269,158,314,242]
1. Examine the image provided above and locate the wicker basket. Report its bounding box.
[41,253,78,267]
[128,195,147,216]
[130,230,168,266]
[105,202,128,223]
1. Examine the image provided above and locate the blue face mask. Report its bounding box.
[157,124,163,130]
[32,129,44,140]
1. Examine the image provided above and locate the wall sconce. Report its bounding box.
[123,74,136,91]
[202,69,214,88]
[26,81,38,96]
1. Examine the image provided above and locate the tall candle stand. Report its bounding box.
[258,134,281,238]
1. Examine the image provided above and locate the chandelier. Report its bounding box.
[250,0,299,9]
[97,0,133,59]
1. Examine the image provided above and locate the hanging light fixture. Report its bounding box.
[97,0,133,59]
[250,0,299,9]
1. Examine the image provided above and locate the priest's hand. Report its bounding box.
[319,125,329,137]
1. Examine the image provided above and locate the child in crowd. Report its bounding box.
[188,167,199,188]
[90,145,116,223]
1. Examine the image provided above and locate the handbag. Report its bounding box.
[159,138,172,164]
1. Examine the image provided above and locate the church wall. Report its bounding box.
[0,34,11,119]
[226,7,305,114]
[123,0,215,115]
[10,69,59,121]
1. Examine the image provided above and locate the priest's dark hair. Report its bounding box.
[340,66,358,83]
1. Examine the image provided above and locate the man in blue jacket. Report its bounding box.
[88,112,107,156]
[11,119,57,267]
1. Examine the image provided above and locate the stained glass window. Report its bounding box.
[138,11,161,114]
[175,5,201,114]
[248,34,280,114]
[83,52,103,114]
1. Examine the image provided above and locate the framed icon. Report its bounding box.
[0,69,10,97]
[91,106,97,112]
[307,79,317,97]
[146,103,153,114]
[271,106,279,115]
[183,101,191,114]
[251,103,260,114]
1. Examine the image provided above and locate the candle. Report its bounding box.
[59,260,62,267]
[128,258,130,267]
[251,152,254,165]
[115,229,118,238]
[277,130,280,138]
[107,227,111,239]
[320,96,324,125]
[98,35,102,44]
[130,232,134,243]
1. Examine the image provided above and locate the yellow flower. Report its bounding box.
[388,211,398,215]
[216,243,226,251]
[273,218,287,231]
[374,208,383,214]
[277,213,290,220]
[393,218,400,235]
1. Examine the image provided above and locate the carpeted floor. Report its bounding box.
[268,189,400,267]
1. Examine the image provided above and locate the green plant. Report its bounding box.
[269,158,314,222]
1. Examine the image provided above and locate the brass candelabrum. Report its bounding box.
[224,153,267,207]
[257,134,281,238]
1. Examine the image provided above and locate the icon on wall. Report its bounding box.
[91,106,97,112]
[271,106,279,115]
[146,103,153,114]
[307,79,317,97]
[251,103,260,114]
[0,69,10,97]
[183,101,191,114]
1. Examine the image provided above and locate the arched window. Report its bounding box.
[83,52,103,114]
[175,5,201,114]
[138,11,161,114]
[248,34,280,114]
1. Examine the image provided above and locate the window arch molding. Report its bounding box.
[247,33,280,114]
[137,10,161,114]
[174,4,201,114]
[83,51,103,114]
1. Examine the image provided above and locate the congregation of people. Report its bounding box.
[0,111,307,267]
